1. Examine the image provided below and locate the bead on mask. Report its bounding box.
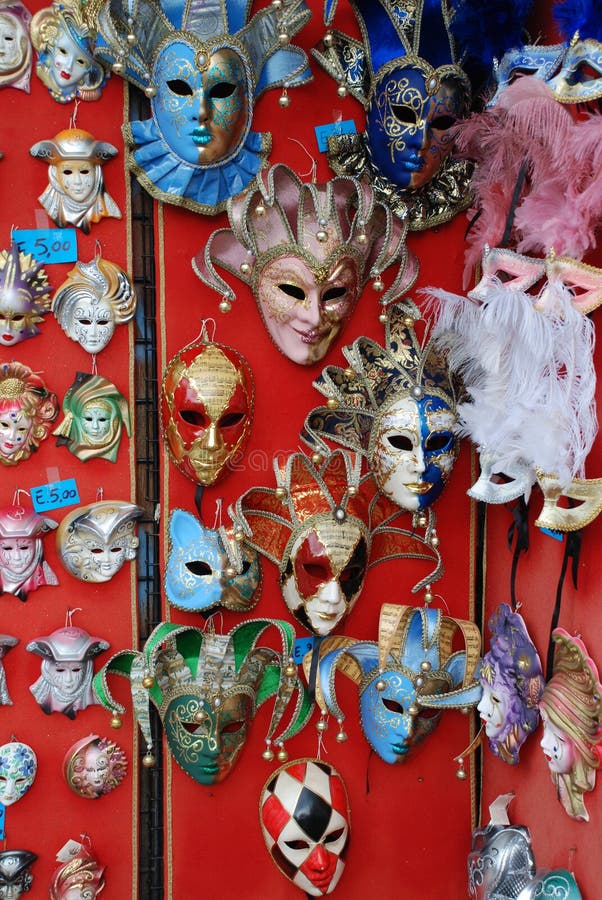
[88,0,312,214]
[160,323,254,486]
[63,734,128,799]
[193,163,418,365]
[0,362,59,466]
[52,257,136,356]
[259,758,350,896]
[53,371,131,462]
[0,241,52,347]
[30,0,108,102]
[539,628,602,822]
[307,603,482,764]
[27,625,110,719]
[304,301,459,512]
[93,620,313,785]
[0,0,32,92]
[0,503,58,600]
[165,508,261,615]
[30,128,121,233]
[56,500,143,583]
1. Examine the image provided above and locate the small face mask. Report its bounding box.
[0,851,37,899]
[49,843,105,900]
[165,509,261,614]
[161,329,254,486]
[468,823,536,900]
[0,741,36,806]
[366,64,468,191]
[26,625,109,719]
[281,520,368,636]
[370,394,457,511]
[64,734,127,799]
[0,2,32,92]
[153,40,249,167]
[54,371,131,463]
[0,242,52,347]
[260,759,350,897]
[0,503,58,600]
[0,362,58,466]
[56,501,143,583]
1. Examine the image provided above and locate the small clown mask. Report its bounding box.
[0,850,37,899]
[64,734,127,799]
[30,0,106,102]
[259,759,350,897]
[161,327,254,486]
[165,508,261,614]
[0,362,58,466]
[0,242,52,347]
[0,0,32,92]
[56,501,143,584]
[0,741,36,806]
[52,258,136,356]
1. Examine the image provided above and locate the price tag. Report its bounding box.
[0,804,5,841]
[13,228,77,264]
[539,527,564,542]
[293,636,314,663]
[31,477,80,513]
[314,119,356,153]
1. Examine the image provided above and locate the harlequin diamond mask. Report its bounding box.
[194,163,417,365]
[304,302,458,512]
[53,371,131,463]
[30,128,121,233]
[0,361,58,465]
[165,508,261,614]
[161,324,254,486]
[311,0,473,228]
[30,0,107,102]
[52,258,136,355]
[0,741,36,806]
[64,734,128,799]
[260,759,350,897]
[88,0,311,214]
[0,503,58,600]
[309,604,482,763]
[93,620,313,785]
[0,0,32,92]
[0,850,37,898]
[478,604,544,765]
[26,625,109,719]
[0,241,52,347]
[49,841,105,900]
[56,500,143,583]
[539,628,602,822]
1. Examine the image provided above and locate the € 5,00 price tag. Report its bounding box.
[293,636,315,663]
[12,227,77,264]
[31,478,80,513]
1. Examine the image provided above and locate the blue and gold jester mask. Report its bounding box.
[165,508,261,615]
[306,603,481,764]
[303,301,459,514]
[311,0,473,229]
[93,620,314,785]
[88,0,312,214]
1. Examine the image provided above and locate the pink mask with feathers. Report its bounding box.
[192,164,417,366]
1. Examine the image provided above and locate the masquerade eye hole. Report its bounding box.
[77,318,93,326]
[387,434,413,451]
[278,283,306,301]
[167,79,193,96]
[425,433,452,452]
[96,318,110,326]
[322,286,347,303]
[417,707,439,719]
[391,105,417,125]
[430,114,456,130]
[240,560,251,574]
[325,827,345,844]
[179,409,208,427]
[10,315,24,324]
[218,411,245,428]
[209,81,236,100]
[285,840,310,851]
[220,719,245,735]
[110,546,122,554]
[382,697,404,714]
[303,562,329,581]
[185,560,212,577]
[339,564,363,585]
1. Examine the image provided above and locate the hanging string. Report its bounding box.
[11,488,29,507]
[194,485,204,520]
[69,98,80,130]
[212,499,223,531]
[65,607,82,627]
[190,317,216,346]
[96,486,104,502]
[506,496,530,611]
[94,239,102,260]
[91,353,98,376]
[545,525,582,681]
[288,137,318,183]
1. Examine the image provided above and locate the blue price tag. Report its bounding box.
[13,228,77,264]
[31,478,80,513]
[314,119,357,153]
[0,803,5,840]
[293,636,314,663]
[539,527,564,542]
